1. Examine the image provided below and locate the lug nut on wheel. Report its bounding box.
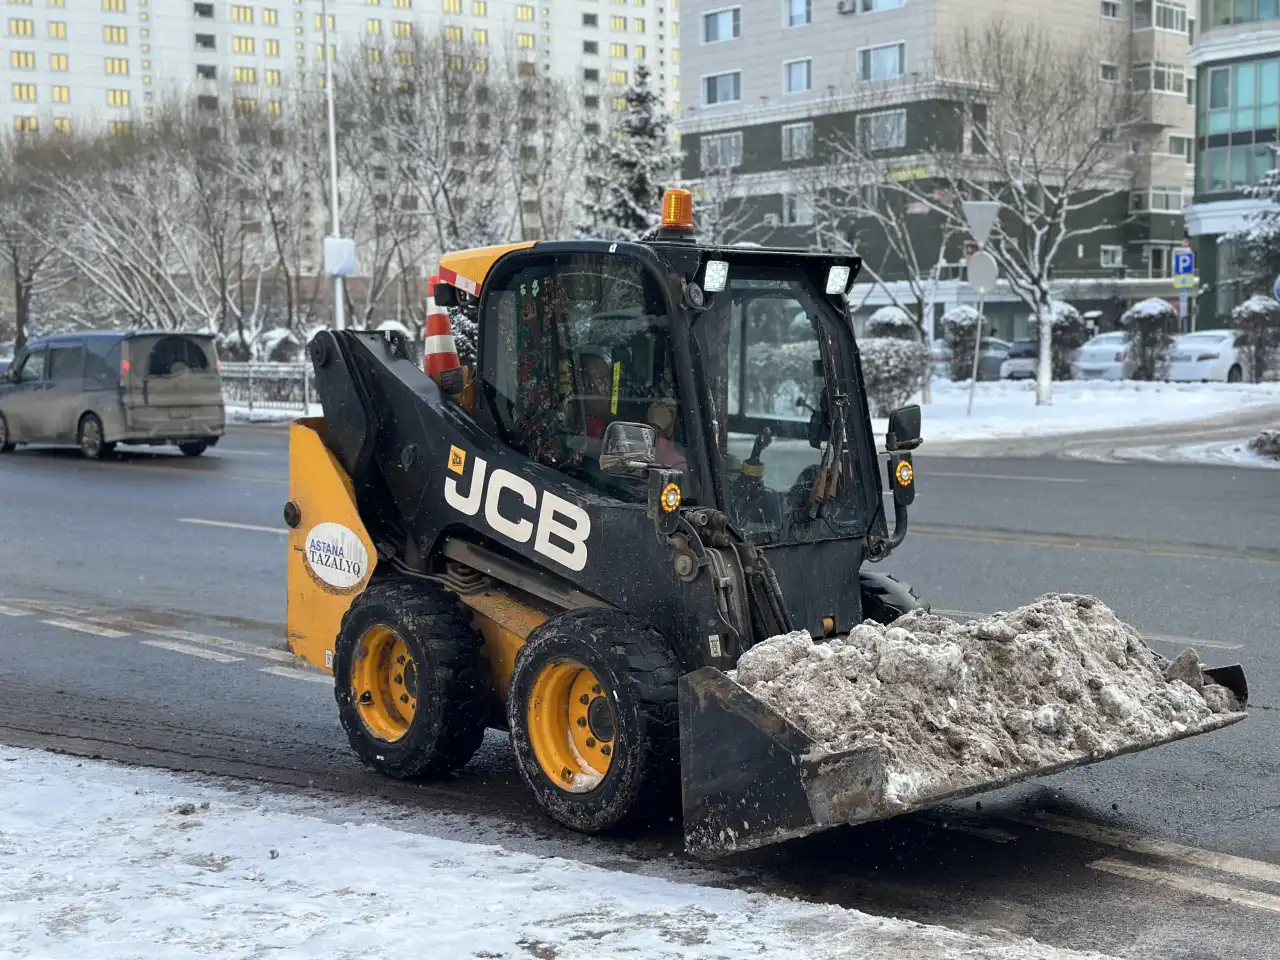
[576,717,587,727]
[600,745,611,756]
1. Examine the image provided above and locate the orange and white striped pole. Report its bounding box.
[423,275,460,380]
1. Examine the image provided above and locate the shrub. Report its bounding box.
[860,338,931,416]
[1230,295,1280,383]
[1249,428,1280,460]
[941,305,983,381]
[866,305,919,341]
[1046,301,1090,380]
[1120,298,1178,380]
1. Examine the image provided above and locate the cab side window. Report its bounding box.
[14,350,46,383]
[480,252,688,498]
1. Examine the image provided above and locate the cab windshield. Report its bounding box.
[692,267,868,546]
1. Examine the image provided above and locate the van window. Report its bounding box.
[48,345,85,382]
[14,350,46,383]
[144,336,213,377]
[85,338,122,386]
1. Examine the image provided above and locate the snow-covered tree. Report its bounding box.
[1250,428,1280,460]
[690,166,769,246]
[865,305,919,341]
[583,63,681,240]
[1230,295,1280,382]
[1225,164,1280,300]
[1044,300,1090,380]
[941,305,984,382]
[1120,298,1177,381]
[824,19,1139,405]
[860,338,931,416]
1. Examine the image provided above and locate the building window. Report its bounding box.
[393,20,412,35]
[12,83,36,102]
[196,64,217,79]
[473,0,487,14]
[857,108,906,151]
[1100,246,1124,268]
[1209,0,1280,24]
[50,53,68,70]
[785,0,810,27]
[235,97,256,114]
[1133,60,1185,94]
[611,14,626,28]
[474,28,487,43]
[1133,0,1188,33]
[266,38,280,55]
[611,41,627,56]
[612,96,626,111]
[703,70,741,105]
[517,32,534,47]
[702,7,739,42]
[367,17,382,33]
[584,40,598,53]
[49,21,66,38]
[267,99,282,115]
[583,12,598,25]
[105,57,129,75]
[109,121,132,136]
[859,42,904,81]
[782,193,814,225]
[54,118,71,134]
[395,0,412,6]
[611,69,628,84]
[102,0,125,10]
[784,58,811,93]
[634,16,645,30]
[233,36,255,53]
[701,130,743,170]
[584,67,599,81]
[103,25,127,43]
[1100,0,1120,17]
[444,0,461,10]
[235,66,257,83]
[266,68,281,85]
[232,4,252,22]
[9,51,34,69]
[1168,134,1192,161]
[1130,186,1189,213]
[107,89,130,107]
[1100,62,1118,82]
[517,3,534,19]
[635,44,645,58]
[445,25,462,40]
[781,121,814,160]
[9,18,34,36]
[857,0,905,10]
[315,13,335,30]
[15,116,38,133]
[52,85,69,102]
[264,9,278,25]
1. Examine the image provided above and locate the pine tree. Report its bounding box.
[582,63,682,240]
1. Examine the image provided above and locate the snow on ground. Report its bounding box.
[869,380,1280,444]
[1100,438,1280,470]
[0,747,1119,960]
[225,403,320,424]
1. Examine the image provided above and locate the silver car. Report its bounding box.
[1071,332,1135,380]
[0,330,225,458]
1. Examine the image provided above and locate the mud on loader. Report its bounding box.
[285,190,1247,857]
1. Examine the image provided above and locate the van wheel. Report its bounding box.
[0,413,14,453]
[1228,364,1243,383]
[178,441,209,457]
[77,414,114,460]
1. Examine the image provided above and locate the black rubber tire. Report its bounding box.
[77,413,115,460]
[334,577,491,779]
[508,608,681,835]
[178,441,209,457]
[0,413,13,453]
[1228,364,1243,384]
[860,571,928,625]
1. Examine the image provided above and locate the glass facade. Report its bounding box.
[1202,0,1280,25]
[1196,57,1280,193]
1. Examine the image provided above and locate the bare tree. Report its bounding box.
[822,19,1139,404]
[691,165,770,246]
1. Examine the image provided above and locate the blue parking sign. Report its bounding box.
[1173,249,1195,277]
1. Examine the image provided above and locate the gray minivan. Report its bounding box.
[0,331,225,458]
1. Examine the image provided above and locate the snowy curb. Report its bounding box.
[224,405,319,425]
[0,747,1120,960]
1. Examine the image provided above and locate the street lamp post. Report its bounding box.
[321,0,346,330]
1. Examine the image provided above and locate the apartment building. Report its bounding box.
[1,0,681,135]
[1184,0,1280,317]
[678,0,1198,317]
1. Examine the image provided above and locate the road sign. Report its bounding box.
[962,201,1001,247]
[1173,248,1195,279]
[966,250,999,294]
[1179,289,1189,323]
[1172,275,1198,289]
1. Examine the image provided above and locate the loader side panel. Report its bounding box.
[458,589,550,709]
[286,417,378,673]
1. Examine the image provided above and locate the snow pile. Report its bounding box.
[733,594,1242,810]
[1249,428,1280,460]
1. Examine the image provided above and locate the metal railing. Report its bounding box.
[219,361,313,412]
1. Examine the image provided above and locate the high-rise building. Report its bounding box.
[0,0,680,135]
[677,0,1198,332]
[1184,0,1280,317]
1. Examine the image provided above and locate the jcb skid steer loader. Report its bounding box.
[285,190,1247,857]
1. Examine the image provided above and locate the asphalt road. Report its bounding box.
[1,425,1278,960]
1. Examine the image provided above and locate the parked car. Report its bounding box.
[932,337,1010,381]
[1167,329,1248,383]
[0,330,225,459]
[931,339,953,379]
[0,359,9,376]
[1071,331,1135,380]
[999,340,1039,379]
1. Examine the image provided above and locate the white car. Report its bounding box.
[1071,332,1134,380]
[999,340,1039,379]
[1167,329,1248,383]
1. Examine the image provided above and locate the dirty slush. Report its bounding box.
[732,593,1242,808]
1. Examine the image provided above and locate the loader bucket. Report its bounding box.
[678,666,1248,858]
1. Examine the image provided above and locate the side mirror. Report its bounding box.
[433,283,459,308]
[886,404,922,453]
[599,421,658,475]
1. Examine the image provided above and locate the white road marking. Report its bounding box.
[178,518,287,535]
[1090,858,1280,916]
[933,610,1243,651]
[0,603,31,617]
[211,448,274,457]
[937,822,1019,844]
[926,471,1089,484]
[140,639,244,664]
[258,665,331,685]
[1015,813,1280,886]
[40,618,131,639]
[134,627,296,665]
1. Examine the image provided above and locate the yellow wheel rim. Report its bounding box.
[351,624,419,743]
[526,659,615,792]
